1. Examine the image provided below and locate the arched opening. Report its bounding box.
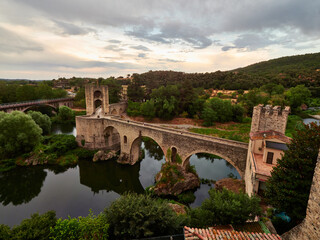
[184,152,241,207]
[111,109,117,115]
[95,99,102,110]
[23,105,57,116]
[130,136,165,189]
[94,90,102,98]
[124,136,127,144]
[171,147,177,162]
[104,126,120,151]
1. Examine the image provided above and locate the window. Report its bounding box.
[266,152,274,164]
[124,136,127,144]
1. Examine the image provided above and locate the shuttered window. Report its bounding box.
[266,152,274,164]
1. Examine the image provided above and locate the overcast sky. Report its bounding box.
[1,0,320,80]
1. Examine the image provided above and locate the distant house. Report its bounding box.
[245,105,291,196]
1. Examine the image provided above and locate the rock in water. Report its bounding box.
[93,150,117,162]
[153,163,200,196]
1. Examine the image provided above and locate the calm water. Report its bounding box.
[303,118,320,125]
[0,125,240,226]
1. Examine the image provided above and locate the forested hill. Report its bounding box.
[236,52,320,76]
[132,52,320,90]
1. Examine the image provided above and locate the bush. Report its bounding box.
[177,191,196,205]
[0,224,11,240]
[104,193,187,239]
[11,211,57,240]
[50,211,108,240]
[70,148,96,160]
[44,135,78,156]
[190,188,261,227]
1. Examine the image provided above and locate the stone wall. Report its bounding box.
[282,149,320,240]
[250,105,290,134]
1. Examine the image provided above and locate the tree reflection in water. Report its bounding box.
[0,167,47,206]
[79,160,144,194]
[142,137,164,161]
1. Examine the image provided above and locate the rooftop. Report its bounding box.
[252,153,274,177]
[184,226,282,240]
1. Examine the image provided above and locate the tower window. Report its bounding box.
[266,152,274,164]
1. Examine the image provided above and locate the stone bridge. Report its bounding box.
[0,97,74,113]
[76,115,248,177]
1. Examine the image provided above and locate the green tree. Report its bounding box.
[201,98,233,126]
[11,211,57,240]
[57,106,75,122]
[265,123,320,221]
[127,83,145,102]
[285,85,311,110]
[140,99,156,119]
[28,111,52,135]
[190,188,261,227]
[0,111,42,158]
[231,104,245,122]
[104,193,187,239]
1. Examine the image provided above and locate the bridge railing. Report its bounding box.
[0,97,74,109]
[108,116,248,148]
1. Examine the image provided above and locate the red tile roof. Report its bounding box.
[184,226,282,240]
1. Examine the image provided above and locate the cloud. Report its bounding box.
[53,20,95,35]
[138,53,146,58]
[130,45,151,51]
[105,45,125,52]
[222,33,276,51]
[108,39,121,43]
[0,27,43,53]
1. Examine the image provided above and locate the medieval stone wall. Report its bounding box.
[250,105,290,134]
[282,149,320,240]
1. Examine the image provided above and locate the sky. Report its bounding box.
[0,0,320,80]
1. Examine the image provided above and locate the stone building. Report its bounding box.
[245,105,291,196]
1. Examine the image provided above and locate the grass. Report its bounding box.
[189,114,306,141]
[189,122,251,143]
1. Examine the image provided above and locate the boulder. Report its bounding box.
[93,150,117,162]
[153,163,200,196]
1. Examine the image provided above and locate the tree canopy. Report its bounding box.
[265,122,320,221]
[27,111,52,135]
[0,111,42,158]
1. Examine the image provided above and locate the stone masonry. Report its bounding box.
[282,149,320,240]
[250,104,290,134]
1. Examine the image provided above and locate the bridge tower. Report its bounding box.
[85,85,109,115]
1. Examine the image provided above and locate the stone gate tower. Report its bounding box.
[245,104,291,196]
[85,85,109,115]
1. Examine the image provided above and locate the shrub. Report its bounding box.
[11,211,57,240]
[0,224,11,240]
[190,188,261,227]
[177,191,196,205]
[104,193,187,239]
[50,211,108,240]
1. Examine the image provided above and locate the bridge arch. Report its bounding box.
[22,104,57,113]
[182,150,242,178]
[104,126,120,151]
[130,135,166,163]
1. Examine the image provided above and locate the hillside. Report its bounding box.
[236,52,320,76]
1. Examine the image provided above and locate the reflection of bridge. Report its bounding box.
[0,98,74,113]
[76,115,248,177]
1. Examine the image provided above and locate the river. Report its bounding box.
[0,124,240,226]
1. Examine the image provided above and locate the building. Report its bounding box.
[245,105,291,196]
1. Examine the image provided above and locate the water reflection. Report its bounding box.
[79,160,144,194]
[303,118,320,125]
[0,167,47,206]
[51,123,76,136]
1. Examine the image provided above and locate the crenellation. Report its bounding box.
[250,104,290,134]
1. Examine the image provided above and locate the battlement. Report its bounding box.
[250,104,290,134]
